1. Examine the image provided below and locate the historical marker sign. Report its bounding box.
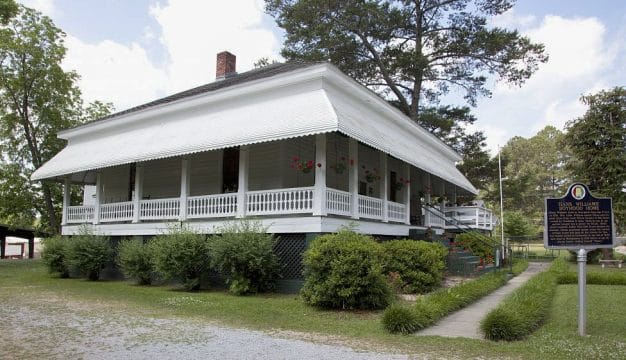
[544,183,615,249]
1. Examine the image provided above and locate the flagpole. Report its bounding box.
[498,145,506,260]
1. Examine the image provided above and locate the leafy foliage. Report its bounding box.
[149,227,211,291]
[0,5,113,232]
[301,230,392,310]
[117,239,153,285]
[557,270,626,286]
[503,211,534,237]
[64,227,113,281]
[381,240,447,294]
[209,220,279,295]
[454,233,496,264]
[480,259,567,341]
[381,304,420,334]
[564,87,626,233]
[41,235,70,278]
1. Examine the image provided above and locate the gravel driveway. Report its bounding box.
[0,288,410,360]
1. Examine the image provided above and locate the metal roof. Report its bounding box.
[32,63,477,195]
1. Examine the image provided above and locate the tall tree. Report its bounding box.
[0,5,113,232]
[564,87,626,233]
[266,0,547,121]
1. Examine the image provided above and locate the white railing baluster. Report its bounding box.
[186,193,238,219]
[246,187,315,216]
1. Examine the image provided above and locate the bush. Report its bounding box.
[41,236,70,278]
[149,227,211,291]
[65,228,113,281]
[568,249,602,264]
[301,230,392,310]
[511,259,529,275]
[209,220,279,295]
[381,304,420,334]
[454,233,496,264]
[480,259,566,341]
[557,271,626,286]
[381,240,447,293]
[117,239,153,285]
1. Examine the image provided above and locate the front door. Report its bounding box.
[222,147,239,193]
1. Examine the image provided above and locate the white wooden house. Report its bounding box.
[32,52,495,239]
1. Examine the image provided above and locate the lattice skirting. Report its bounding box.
[273,233,308,280]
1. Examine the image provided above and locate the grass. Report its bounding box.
[1,260,625,359]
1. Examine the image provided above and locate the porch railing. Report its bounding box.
[445,206,495,230]
[387,201,406,223]
[423,206,446,228]
[187,193,238,219]
[247,187,314,216]
[358,195,383,220]
[100,201,134,223]
[325,188,351,217]
[66,205,95,223]
[140,198,180,220]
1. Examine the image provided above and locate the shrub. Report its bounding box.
[454,233,496,264]
[41,236,70,278]
[301,230,392,310]
[381,304,420,334]
[557,271,626,286]
[209,220,279,295]
[511,259,529,275]
[149,227,211,291]
[65,228,113,281]
[117,239,153,285]
[381,240,447,293]
[480,259,566,341]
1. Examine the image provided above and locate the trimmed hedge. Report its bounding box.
[480,259,568,341]
[381,240,447,294]
[301,230,393,310]
[117,239,153,285]
[149,227,211,291]
[557,271,626,286]
[41,236,71,278]
[209,221,279,295]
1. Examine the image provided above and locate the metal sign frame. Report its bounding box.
[544,183,615,250]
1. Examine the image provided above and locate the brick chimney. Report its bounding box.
[216,51,236,80]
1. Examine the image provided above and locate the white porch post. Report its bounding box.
[380,152,388,222]
[132,164,143,223]
[424,173,431,226]
[313,133,327,216]
[403,163,411,225]
[179,158,190,221]
[348,138,359,219]
[93,172,101,225]
[61,178,70,226]
[236,146,249,218]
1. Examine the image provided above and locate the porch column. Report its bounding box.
[179,158,190,221]
[313,133,327,216]
[453,186,457,206]
[379,152,388,222]
[61,178,71,226]
[348,139,359,219]
[424,173,431,226]
[132,164,143,223]
[93,172,101,225]
[0,227,6,259]
[236,146,249,218]
[403,163,411,225]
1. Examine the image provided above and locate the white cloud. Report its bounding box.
[19,0,57,17]
[490,9,536,29]
[150,0,281,93]
[474,14,619,155]
[62,35,168,110]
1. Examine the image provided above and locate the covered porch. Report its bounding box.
[60,133,484,236]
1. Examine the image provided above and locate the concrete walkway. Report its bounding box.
[415,262,550,339]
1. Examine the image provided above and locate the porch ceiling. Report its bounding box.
[32,64,477,195]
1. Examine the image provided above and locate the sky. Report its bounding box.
[19,0,626,155]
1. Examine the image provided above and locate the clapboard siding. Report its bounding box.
[358,143,380,198]
[189,150,222,196]
[143,157,181,199]
[326,132,349,191]
[101,165,130,203]
[249,141,284,190]
[280,136,315,189]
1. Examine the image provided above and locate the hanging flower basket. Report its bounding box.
[364,168,381,183]
[393,177,410,191]
[289,156,320,174]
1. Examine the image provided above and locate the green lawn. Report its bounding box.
[1,260,625,359]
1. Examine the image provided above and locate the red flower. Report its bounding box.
[306,160,314,168]
[350,159,354,166]
[293,156,300,161]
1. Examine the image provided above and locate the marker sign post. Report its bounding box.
[544,183,615,336]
